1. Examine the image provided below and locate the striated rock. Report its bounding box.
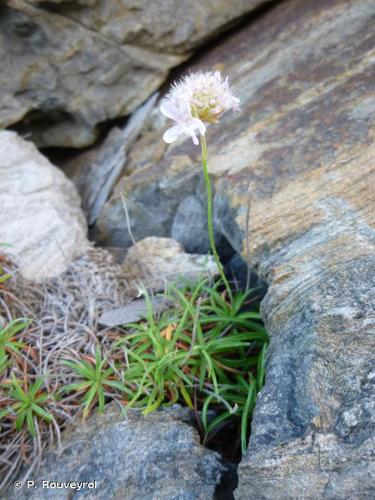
[0,131,89,280]
[121,236,218,292]
[0,0,183,148]
[11,405,224,499]
[97,0,375,497]
[42,0,271,55]
[63,93,158,225]
[239,259,375,499]
[123,127,169,177]
[1,0,271,148]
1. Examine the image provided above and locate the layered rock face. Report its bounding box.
[96,0,375,497]
[0,0,270,147]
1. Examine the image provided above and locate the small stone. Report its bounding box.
[99,297,169,327]
[121,237,218,292]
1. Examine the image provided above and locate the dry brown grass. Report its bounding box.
[0,248,134,491]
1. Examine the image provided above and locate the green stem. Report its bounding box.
[200,135,231,295]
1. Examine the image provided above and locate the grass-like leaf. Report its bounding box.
[1,375,53,436]
[60,347,129,419]
[116,276,268,453]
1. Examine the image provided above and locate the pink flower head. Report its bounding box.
[160,70,240,145]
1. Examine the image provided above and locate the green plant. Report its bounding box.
[0,318,28,359]
[0,318,28,380]
[60,347,130,419]
[123,70,267,456]
[116,276,268,453]
[0,375,53,436]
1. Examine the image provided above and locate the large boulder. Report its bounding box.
[96,0,375,497]
[1,0,272,148]
[11,406,225,499]
[0,131,89,280]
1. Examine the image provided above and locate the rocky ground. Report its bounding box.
[1,0,374,498]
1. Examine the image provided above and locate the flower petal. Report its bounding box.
[185,119,205,145]
[190,130,199,145]
[163,124,184,143]
[160,100,181,121]
[191,117,206,136]
[160,97,192,122]
[178,97,193,118]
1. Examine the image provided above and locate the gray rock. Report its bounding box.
[28,1,97,5]
[96,150,234,256]
[11,405,225,499]
[43,0,273,55]
[172,195,210,254]
[1,0,270,148]
[237,257,375,499]
[95,156,201,248]
[64,93,158,225]
[171,191,235,259]
[0,131,89,280]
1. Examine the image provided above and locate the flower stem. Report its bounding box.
[200,135,231,295]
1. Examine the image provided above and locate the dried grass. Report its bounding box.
[0,248,135,491]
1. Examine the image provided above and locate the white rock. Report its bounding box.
[0,131,89,280]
